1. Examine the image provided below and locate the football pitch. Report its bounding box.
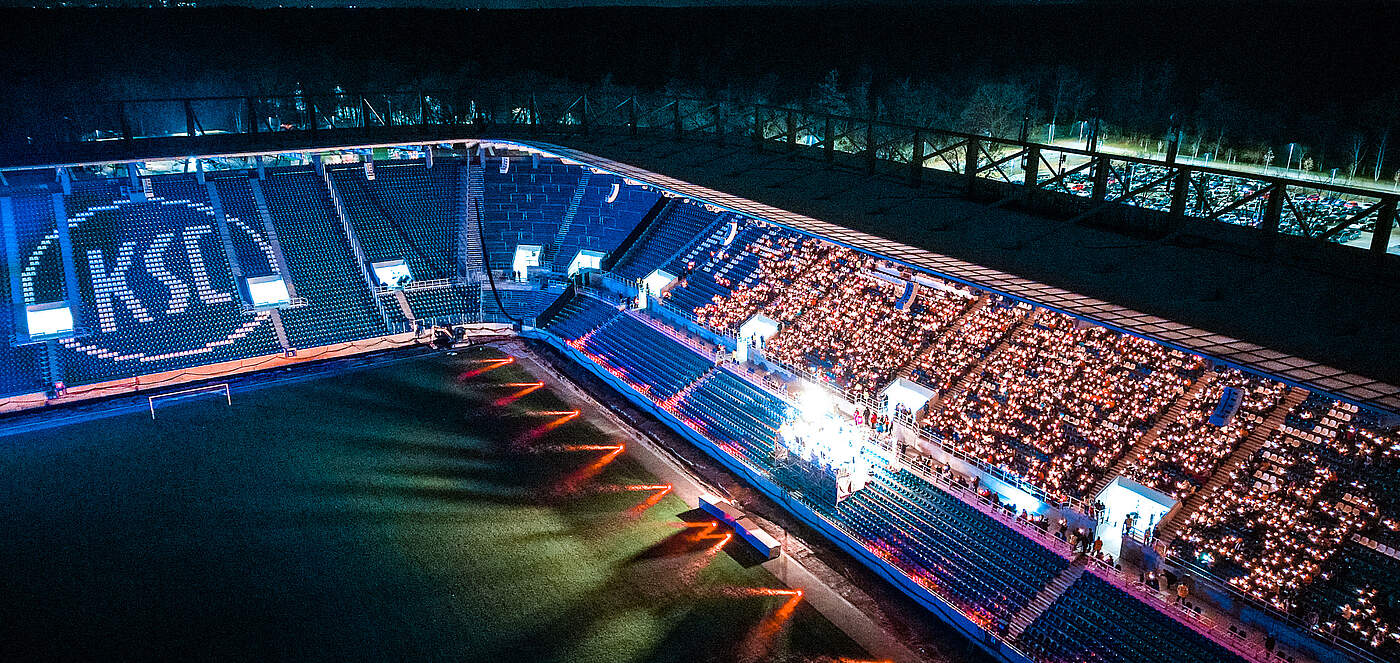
[0,348,867,662]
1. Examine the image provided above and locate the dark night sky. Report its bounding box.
[3,0,1397,158]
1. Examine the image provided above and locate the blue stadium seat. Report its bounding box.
[1020,573,1246,663]
[260,168,385,347]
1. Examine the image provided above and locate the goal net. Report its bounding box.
[148,383,232,419]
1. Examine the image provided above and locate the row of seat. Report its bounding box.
[545,297,1072,631]
[1020,573,1247,663]
[328,162,459,282]
[543,296,620,341]
[612,202,724,280]
[56,182,282,384]
[663,224,771,314]
[548,173,660,272]
[259,169,386,348]
[481,157,585,269]
[673,369,792,462]
[570,313,714,400]
[210,174,280,279]
[405,285,481,324]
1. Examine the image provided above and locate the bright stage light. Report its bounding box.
[798,384,832,420]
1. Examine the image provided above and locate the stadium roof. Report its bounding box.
[524,140,1400,415]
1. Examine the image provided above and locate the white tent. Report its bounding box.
[246,275,292,309]
[736,313,780,362]
[1097,475,1177,538]
[566,249,606,277]
[639,269,677,309]
[881,378,936,416]
[512,244,542,282]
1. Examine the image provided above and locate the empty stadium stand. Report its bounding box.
[611,199,724,281]
[1020,573,1248,663]
[259,168,387,347]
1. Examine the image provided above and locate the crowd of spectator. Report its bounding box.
[922,313,1202,501]
[1172,394,1400,655]
[693,233,842,331]
[762,265,971,400]
[680,215,1400,657]
[1127,369,1289,500]
[906,298,1028,393]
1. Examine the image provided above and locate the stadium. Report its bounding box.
[3,79,1400,663]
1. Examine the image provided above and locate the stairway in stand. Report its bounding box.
[269,309,293,353]
[543,170,590,265]
[1008,559,1087,640]
[888,294,986,389]
[458,161,485,274]
[1157,385,1309,543]
[930,308,1039,413]
[660,366,716,413]
[1087,371,1219,499]
[389,290,414,323]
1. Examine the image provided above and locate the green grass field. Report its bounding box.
[0,348,868,663]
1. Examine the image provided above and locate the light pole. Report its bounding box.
[1286,143,1297,172]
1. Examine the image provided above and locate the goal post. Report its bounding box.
[149,383,232,419]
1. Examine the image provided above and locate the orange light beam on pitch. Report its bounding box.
[457,357,514,379]
[679,532,733,586]
[735,588,804,663]
[518,410,582,444]
[552,444,626,494]
[626,484,674,517]
[493,382,544,406]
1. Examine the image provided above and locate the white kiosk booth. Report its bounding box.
[882,378,936,417]
[25,301,76,340]
[370,259,413,289]
[638,268,677,308]
[736,313,780,362]
[566,249,606,278]
[512,245,543,282]
[1096,475,1177,557]
[246,275,293,309]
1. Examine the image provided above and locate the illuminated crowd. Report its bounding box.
[683,223,1400,657]
[1126,369,1288,500]
[906,298,1028,393]
[922,313,1201,501]
[1172,395,1400,656]
[762,266,971,399]
[694,234,844,331]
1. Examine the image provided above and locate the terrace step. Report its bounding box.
[319,167,391,332]
[1008,559,1087,640]
[269,309,292,352]
[889,293,986,391]
[1090,371,1219,498]
[1158,385,1308,543]
[390,289,414,322]
[204,181,247,303]
[894,280,916,310]
[247,177,299,299]
[660,365,717,413]
[459,160,485,274]
[543,170,590,265]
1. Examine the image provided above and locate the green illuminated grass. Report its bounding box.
[0,349,866,663]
